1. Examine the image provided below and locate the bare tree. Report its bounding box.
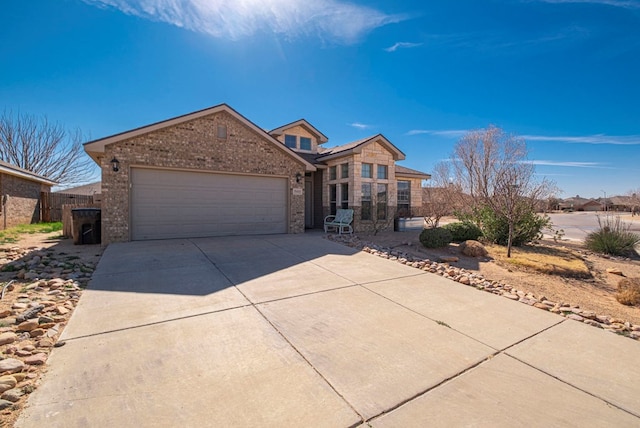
[0,110,95,185]
[452,125,557,257]
[421,161,462,227]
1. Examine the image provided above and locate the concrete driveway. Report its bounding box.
[17,234,640,427]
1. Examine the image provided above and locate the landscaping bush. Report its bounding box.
[419,227,453,248]
[459,206,550,246]
[442,222,482,242]
[616,278,640,306]
[585,215,640,256]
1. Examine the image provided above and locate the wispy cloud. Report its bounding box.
[406,129,468,137]
[521,134,640,145]
[349,122,372,130]
[82,0,406,44]
[384,42,423,52]
[407,128,640,145]
[528,160,612,168]
[536,0,640,9]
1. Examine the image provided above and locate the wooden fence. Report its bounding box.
[41,192,95,223]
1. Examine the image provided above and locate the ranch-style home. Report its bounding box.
[83,104,430,244]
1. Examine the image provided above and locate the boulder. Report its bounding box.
[616,278,640,306]
[460,240,488,257]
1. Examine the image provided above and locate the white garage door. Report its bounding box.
[131,168,288,240]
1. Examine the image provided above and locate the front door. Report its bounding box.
[304,178,313,228]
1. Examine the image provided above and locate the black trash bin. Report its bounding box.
[71,208,101,245]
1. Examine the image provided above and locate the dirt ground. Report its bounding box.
[359,230,640,326]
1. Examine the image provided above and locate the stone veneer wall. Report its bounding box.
[0,174,48,229]
[100,110,306,244]
[322,140,398,233]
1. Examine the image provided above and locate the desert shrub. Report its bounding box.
[616,278,640,306]
[585,215,640,256]
[459,206,550,246]
[419,227,453,248]
[443,222,482,242]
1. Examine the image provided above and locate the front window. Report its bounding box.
[300,137,312,151]
[284,134,297,149]
[362,163,372,178]
[377,183,388,220]
[340,183,349,209]
[341,163,349,179]
[397,180,411,217]
[377,165,388,179]
[329,184,337,215]
[361,183,372,220]
[329,166,337,181]
[217,125,227,139]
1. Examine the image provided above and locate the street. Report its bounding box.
[546,212,640,242]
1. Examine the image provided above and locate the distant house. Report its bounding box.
[559,196,602,211]
[0,160,57,229]
[608,196,635,212]
[55,181,101,196]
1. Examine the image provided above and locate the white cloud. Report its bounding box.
[407,128,640,145]
[528,160,608,168]
[384,42,423,52]
[406,129,468,137]
[536,0,640,9]
[349,122,371,130]
[521,134,640,145]
[83,0,406,44]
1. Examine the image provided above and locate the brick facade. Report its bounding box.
[0,173,49,229]
[100,110,306,244]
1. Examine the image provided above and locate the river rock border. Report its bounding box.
[326,234,640,341]
[0,246,96,414]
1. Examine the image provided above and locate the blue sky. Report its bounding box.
[2,0,639,198]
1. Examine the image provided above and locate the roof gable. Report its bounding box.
[317,134,405,162]
[0,160,57,186]
[83,104,316,171]
[395,165,431,179]
[269,119,328,144]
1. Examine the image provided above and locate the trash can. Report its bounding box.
[71,208,101,245]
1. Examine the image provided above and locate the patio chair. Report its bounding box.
[324,208,354,235]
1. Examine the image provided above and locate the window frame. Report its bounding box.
[340,183,349,209]
[361,163,372,178]
[361,183,372,221]
[397,180,411,217]
[329,184,337,215]
[217,124,227,139]
[299,136,312,151]
[377,165,388,179]
[377,183,388,220]
[329,166,337,181]
[284,134,297,149]
[340,163,349,179]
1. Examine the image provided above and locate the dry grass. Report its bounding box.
[486,243,592,278]
[617,278,640,306]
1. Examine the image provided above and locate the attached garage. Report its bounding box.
[131,168,288,240]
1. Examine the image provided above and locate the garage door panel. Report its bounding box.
[131,169,287,240]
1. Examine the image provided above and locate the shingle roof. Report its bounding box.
[395,165,431,178]
[0,160,57,185]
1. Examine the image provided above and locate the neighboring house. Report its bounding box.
[55,182,101,196]
[0,160,57,229]
[83,104,430,244]
[608,196,634,212]
[559,196,602,212]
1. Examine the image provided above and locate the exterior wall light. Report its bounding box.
[111,157,120,172]
[295,172,302,183]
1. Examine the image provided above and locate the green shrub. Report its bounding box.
[419,227,453,248]
[585,215,640,256]
[459,206,549,246]
[443,222,482,242]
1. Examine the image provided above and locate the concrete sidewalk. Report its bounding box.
[16,234,640,427]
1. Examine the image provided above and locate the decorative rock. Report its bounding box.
[0,309,11,318]
[0,358,26,373]
[439,256,459,263]
[17,320,39,332]
[0,399,13,410]
[458,276,471,285]
[24,353,47,365]
[0,376,17,394]
[606,267,624,276]
[460,240,488,257]
[1,388,24,402]
[504,293,519,300]
[567,314,585,322]
[0,332,18,345]
[29,328,45,338]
